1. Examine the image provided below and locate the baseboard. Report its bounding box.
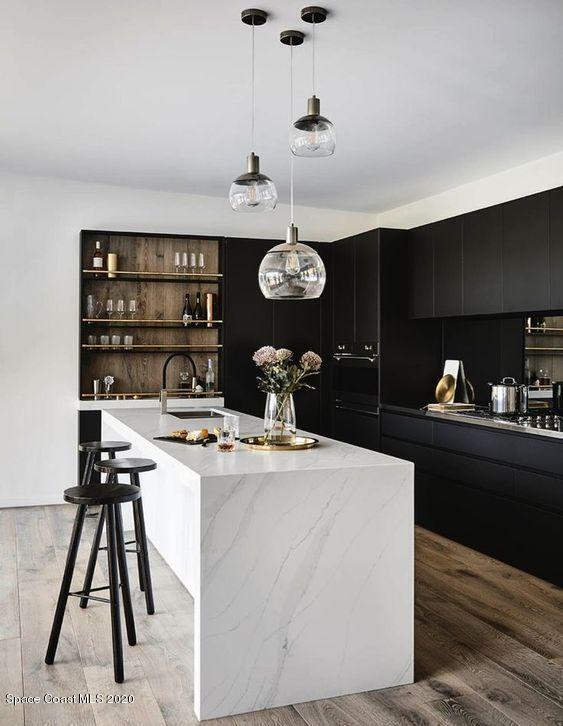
[0,496,64,509]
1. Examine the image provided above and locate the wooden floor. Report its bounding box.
[0,506,562,726]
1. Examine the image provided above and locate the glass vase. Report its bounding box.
[264,393,296,443]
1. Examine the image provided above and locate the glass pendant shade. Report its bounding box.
[290,95,335,157]
[258,225,326,299]
[229,153,278,212]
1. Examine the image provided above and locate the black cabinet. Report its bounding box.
[224,238,274,418]
[380,409,563,586]
[333,406,379,450]
[462,205,502,315]
[549,186,563,310]
[354,231,379,342]
[409,225,434,318]
[433,217,462,317]
[502,191,549,313]
[224,237,331,434]
[332,237,355,346]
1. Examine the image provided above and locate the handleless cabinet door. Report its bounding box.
[463,205,502,315]
[355,230,379,341]
[409,225,434,318]
[502,192,549,313]
[433,217,462,317]
[549,186,563,310]
[332,237,356,345]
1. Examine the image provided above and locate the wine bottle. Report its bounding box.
[93,240,104,276]
[194,292,203,326]
[205,358,215,393]
[182,293,193,327]
[206,292,214,328]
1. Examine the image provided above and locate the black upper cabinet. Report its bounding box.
[433,217,462,317]
[355,231,379,342]
[463,206,502,315]
[502,192,549,313]
[332,237,355,346]
[409,225,434,318]
[549,186,563,311]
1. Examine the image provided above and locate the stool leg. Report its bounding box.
[115,503,136,646]
[131,474,145,593]
[45,504,87,664]
[106,504,124,683]
[132,473,154,615]
[79,506,106,608]
[81,451,95,487]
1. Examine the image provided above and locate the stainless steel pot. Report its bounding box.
[489,377,528,414]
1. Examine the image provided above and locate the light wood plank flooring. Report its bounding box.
[0,505,561,726]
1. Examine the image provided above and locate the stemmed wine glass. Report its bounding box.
[117,299,125,319]
[129,299,137,319]
[106,299,114,319]
[198,252,206,273]
[174,252,181,273]
[189,252,197,273]
[181,252,188,273]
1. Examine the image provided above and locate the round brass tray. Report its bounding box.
[240,435,319,451]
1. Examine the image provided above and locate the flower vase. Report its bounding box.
[264,393,296,443]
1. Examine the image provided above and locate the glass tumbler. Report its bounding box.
[217,428,235,452]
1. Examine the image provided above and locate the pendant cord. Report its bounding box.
[290,44,294,225]
[312,20,316,96]
[251,20,255,151]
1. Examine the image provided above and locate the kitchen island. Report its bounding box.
[102,407,413,721]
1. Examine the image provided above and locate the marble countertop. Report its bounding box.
[103,407,410,478]
[78,396,224,410]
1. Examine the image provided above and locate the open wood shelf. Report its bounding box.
[83,269,222,283]
[82,318,222,326]
[525,347,563,354]
[82,344,223,351]
[81,391,223,399]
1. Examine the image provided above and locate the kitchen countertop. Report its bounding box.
[78,395,224,410]
[381,403,563,440]
[101,405,414,720]
[103,406,410,477]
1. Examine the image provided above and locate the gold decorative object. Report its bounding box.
[435,374,455,403]
[240,435,319,451]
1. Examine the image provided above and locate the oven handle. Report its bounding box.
[333,354,378,363]
[334,403,380,417]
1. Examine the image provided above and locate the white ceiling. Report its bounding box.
[2,0,563,213]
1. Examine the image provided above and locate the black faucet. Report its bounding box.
[160,353,198,413]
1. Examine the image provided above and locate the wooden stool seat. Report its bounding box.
[95,458,157,474]
[79,441,132,454]
[64,483,141,506]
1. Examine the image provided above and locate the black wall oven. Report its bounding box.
[332,342,379,410]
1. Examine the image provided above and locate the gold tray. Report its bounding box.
[240,436,319,451]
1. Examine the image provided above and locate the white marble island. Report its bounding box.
[102,407,414,721]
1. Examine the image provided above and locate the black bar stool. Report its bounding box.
[45,482,140,683]
[79,441,132,487]
[81,458,156,616]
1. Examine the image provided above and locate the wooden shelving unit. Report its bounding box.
[80,231,224,400]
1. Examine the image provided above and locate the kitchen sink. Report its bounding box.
[169,410,224,419]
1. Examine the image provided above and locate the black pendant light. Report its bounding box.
[229,9,278,212]
[258,30,326,300]
[290,6,335,157]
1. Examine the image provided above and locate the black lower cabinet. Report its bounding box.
[333,406,379,450]
[78,410,101,486]
[381,410,563,586]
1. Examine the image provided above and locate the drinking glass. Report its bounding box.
[87,334,97,345]
[174,251,181,272]
[189,252,197,272]
[106,299,114,318]
[111,334,121,346]
[182,252,188,272]
[100,335,110,345]
[128,299,137,319]
[123,334,133,348]
[95,301,103,318]
[222,414,240,439]
[198,252,205,272]
[217,427,235,453]
[86,294,96,319]
[117,299,125,319]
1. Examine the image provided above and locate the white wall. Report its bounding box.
[0,171,378,508]
[377,150,563,229]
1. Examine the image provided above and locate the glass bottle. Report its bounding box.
[205,359,215,393]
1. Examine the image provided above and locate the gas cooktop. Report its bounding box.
[454,408,563,432]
